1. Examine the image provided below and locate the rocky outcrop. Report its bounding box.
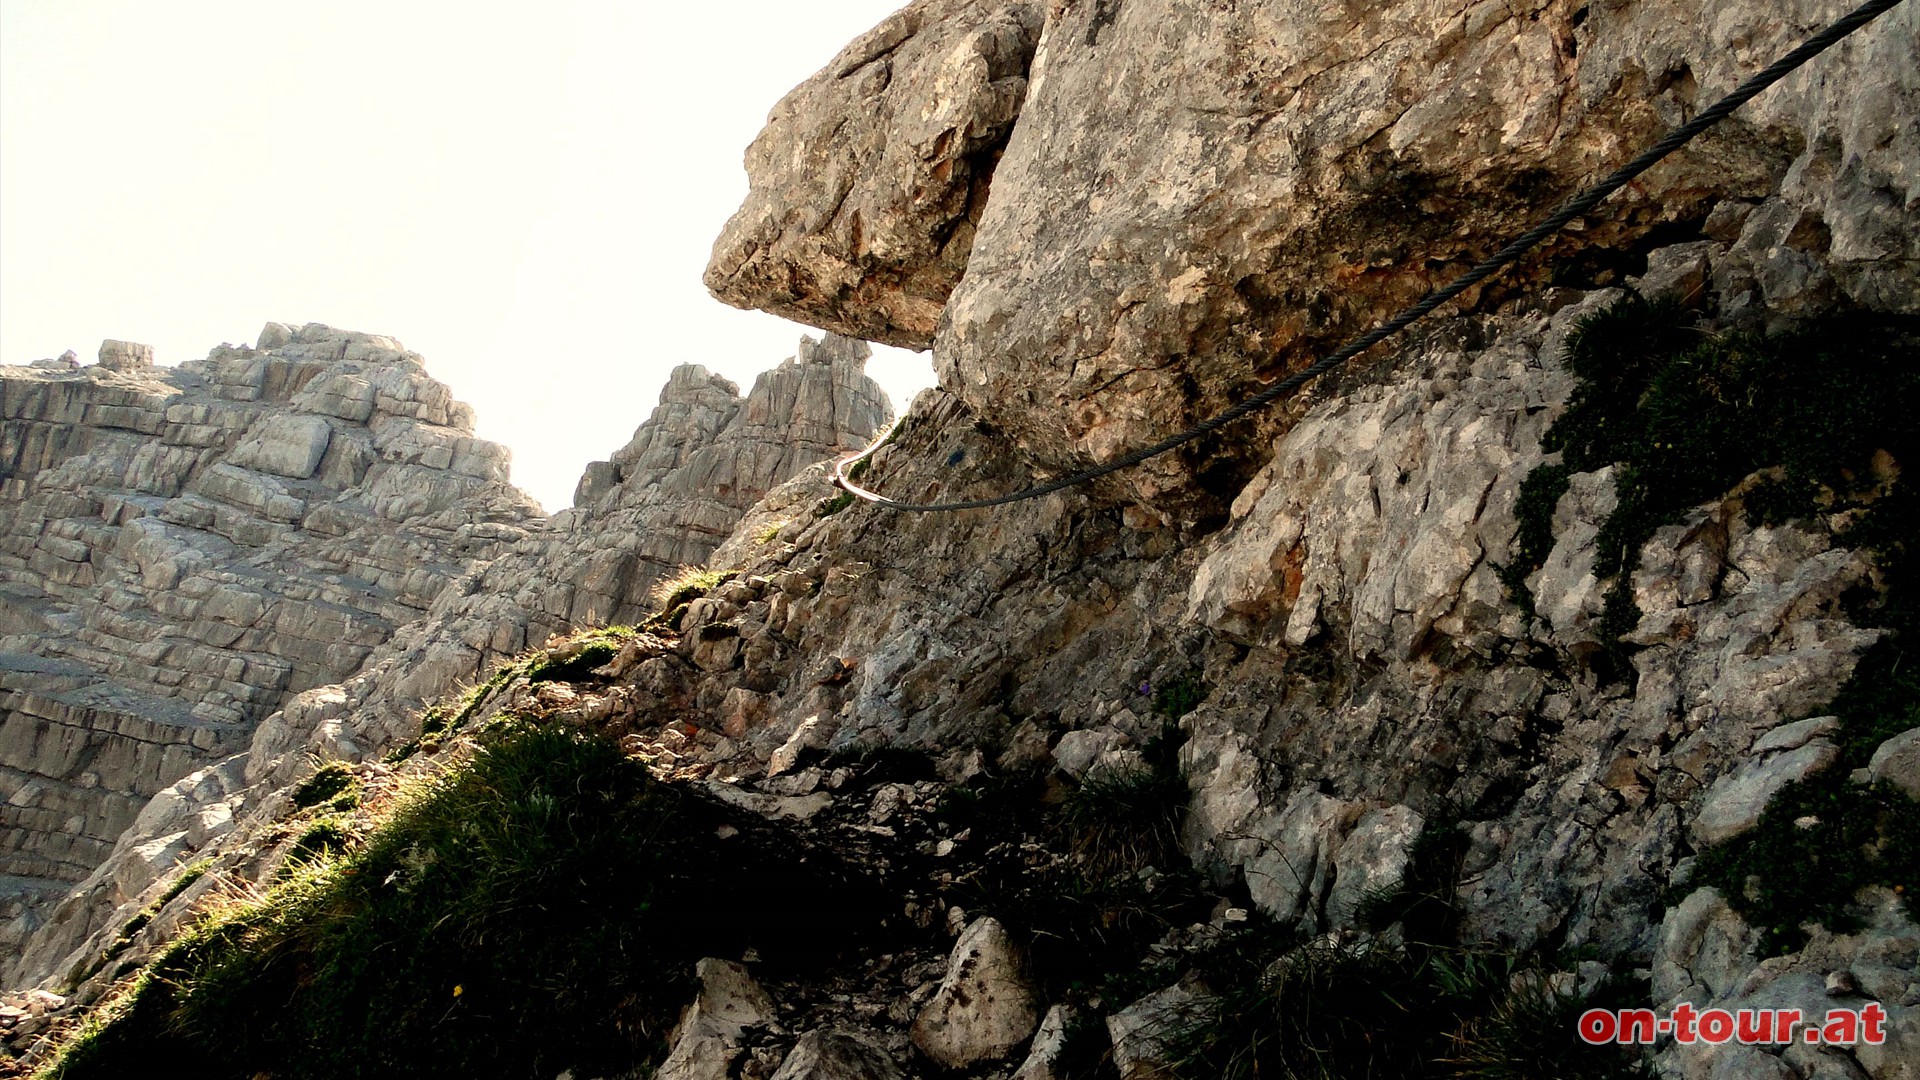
[717,0,1920,508]
[14,2,1920,1078]
[705,0,1043,349]
[0,325,538,920]
[258,331,891,761]
[3,331,889,989]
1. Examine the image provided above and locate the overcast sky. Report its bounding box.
[0,0,933,511]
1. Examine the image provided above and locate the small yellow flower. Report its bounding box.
[452,984,464,997]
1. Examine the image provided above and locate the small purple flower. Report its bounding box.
[1139,681,1152,695]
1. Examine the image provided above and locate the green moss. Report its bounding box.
[82,861,217,986]
[44,721,884,1080]
[285,816,355,869]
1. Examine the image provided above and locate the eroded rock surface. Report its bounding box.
[4,332,888,989]
[0,324,538,922]
[719,0,1920,508]
[706,0,1043,349]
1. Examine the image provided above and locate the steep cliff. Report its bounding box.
[12,1,1920,1078]
[0,326,539,931]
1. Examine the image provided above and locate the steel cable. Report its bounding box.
[833,0,1907,512]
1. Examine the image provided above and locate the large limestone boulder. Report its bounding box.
[706,0,1043,349]
[716,0,1920,508]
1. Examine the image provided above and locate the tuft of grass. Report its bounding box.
[42,721,885,1080]
[1442,962,1642,1080]
[290,762,359,811]
[283,816,355,870]
[75,862,217,989]
[753,520,789,544]
[1059,727,1188,879]
[1164,934,1640,1080]
[648,565,731,612]
[937,728,1211,1000]
[818,491,856,517]
[1150,674,1208,721]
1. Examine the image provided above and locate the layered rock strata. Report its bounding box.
[0,326,539,907]
[4,331,890,985]
[11,1,1920,1077]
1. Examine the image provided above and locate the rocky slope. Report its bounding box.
[0,330,889,990]
[11,0,1920,1078]
[0,326,539,938]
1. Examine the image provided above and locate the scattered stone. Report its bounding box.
[1867,728,1920,801]
[1011,1003,1077,1080]
[1108,984,1211,1080]
[911,916,1042,1067]
[656,958,777,1080]
[769,1029,903,1080]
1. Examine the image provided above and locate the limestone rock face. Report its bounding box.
[705,0,1043,349]
[4,332,888,988]
[718,0,1919,507]
[0,325,538,917]
[317,331,889,754]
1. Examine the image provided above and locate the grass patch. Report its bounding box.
[753,519,788,544]
[1150,673,1207,721]
[290,762,358,811]
[1059,727,1188,879]
[938,726,1210,1000]
[1162,922,1640,1079]
[648,566,731,612]
[283,816,355,870]
[819,491,856,517]
[43,721,885,1080]
[76,862,217,988]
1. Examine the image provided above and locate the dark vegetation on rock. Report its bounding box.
[1502,296,1920,665]
[1500,293,1920,954]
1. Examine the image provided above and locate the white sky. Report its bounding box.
[0,0,934,511]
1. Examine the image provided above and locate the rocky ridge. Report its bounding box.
[0,330,890,989]
[11,1,1920,1078]
[0,326,539,936]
